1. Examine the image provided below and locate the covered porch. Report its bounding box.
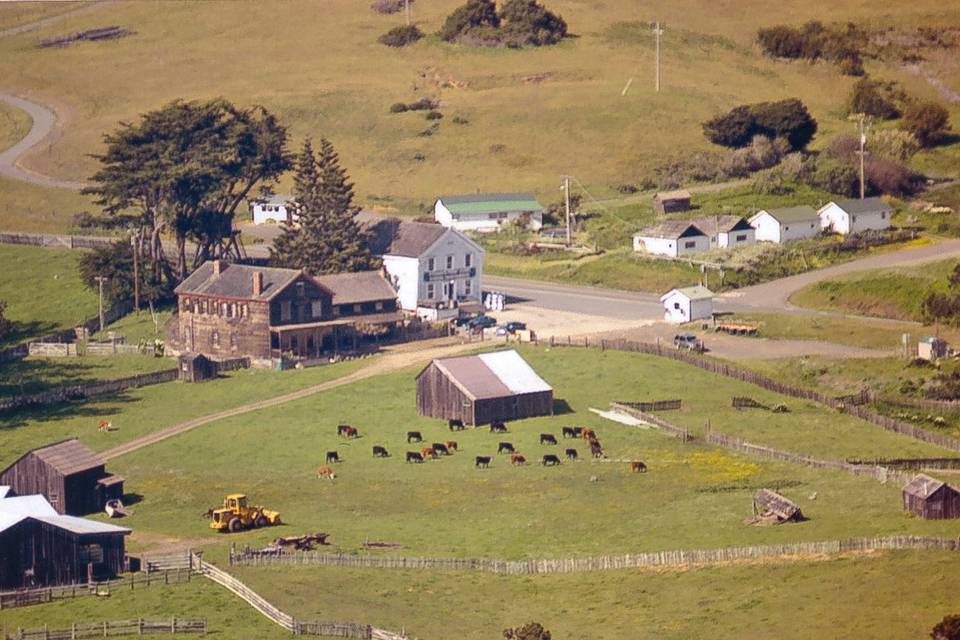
[270,312,404,360]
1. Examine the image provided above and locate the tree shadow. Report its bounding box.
[0,357,145,397]
[0,390,141,430]
[0,319,61,351]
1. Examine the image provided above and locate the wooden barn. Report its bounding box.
[0,440,124,516]
[653,190,692,214]
[416,350,553,426]
[752,489,804,523]
[902,473,960,520]
[0,494,130,589]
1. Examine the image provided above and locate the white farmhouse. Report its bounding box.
[366,219,484,320]
[690,215,756,249]
[660,285,714,324]
[633,221,709,257]
[818,197,892,235]
[250,195,294,225]
[749,206,820,243]
[434,193,543,232]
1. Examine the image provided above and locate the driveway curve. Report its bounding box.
[0,93,85,190]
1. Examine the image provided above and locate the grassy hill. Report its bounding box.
[0,0,957,212]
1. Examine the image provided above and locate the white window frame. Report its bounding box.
[446,255,454,269]
[311,300,323,318]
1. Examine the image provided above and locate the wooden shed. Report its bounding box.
[902,473,960,520]
[653,190,692,214]
[179,352,218,382]
[416,350,554,426]
[752,489,804,522]
[0,494,130,589]
[0,440,124,516]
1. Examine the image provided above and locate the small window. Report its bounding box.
[465,253,472,268]
[785,226,790,231]
[464,279,472,295]
[674,302,680,310]
[200,300,207,314]
[684,241,696,249]
[427,283,435,299]
[881,212,886,219]
[211,330,220,347]
[230,333,237,350]
[375,301,383,311]
[240,304,248,318]
[280,301,292,321]
[427,257,435,271]
[311,300,323,318]
[296,282,305,297]
[735,234,747,242]
[446,255,454,269]
[79,544,103,564]
[852,215,858,223]
[353,304,362,314]
[332,306,341,317]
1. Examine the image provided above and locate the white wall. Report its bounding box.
[434,201,454,227]
[689,298,713,322]
[662,292,689,323]
[819,203,891,235]
[750,212,782,243]
[751,212,818,243]
[676,235,710,255]
[382,255,420,311]
[434,201,542,232]
[252,203,291,225]
[780,218,820,241]
[718,228,755,249]
[634,235,678,257]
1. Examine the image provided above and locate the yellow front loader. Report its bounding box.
[207,494,281,533]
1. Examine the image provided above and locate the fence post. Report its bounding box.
[138,618,143,635]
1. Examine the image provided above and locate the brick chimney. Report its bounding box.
[212,259,223,276]
[252,271,263,297]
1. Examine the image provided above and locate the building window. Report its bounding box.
[375,301,383,311]
[211,330,220,347]
[311,300,323,318]
[446,255,454,269]
[230,333,237,350]
[280,301,292,321]
[674,302,680,310]
[353,304,362,314]
[240,304,248,318]
[785,226,790,231]
[427,283,435,299]
[684,241,696,249]
[735,234,747,242]
[200,300,207,314]
[881,212,886,219]
[79,544,103,564]
[427,257,435,271]
[464,279,472,296]
[332,306,341,317]
[465,253,472,268]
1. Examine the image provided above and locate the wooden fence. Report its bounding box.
[7,618,206,639]
[28,342,147,357]
[0,231,115,250]
[610,399,681,412]
[731,396,770,410]
[0,368,179,413]
[229,535,960,575]
[0,568,194,610]
[608,402,691,441]
[844,457,960,471]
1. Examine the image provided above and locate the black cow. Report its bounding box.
[572,427,584,437]
[406,451,424,463]
[432,443,450,455]
[490,421,508,433]
[562,426,577,439]
[475,456,492,468]
[590,443,606,459]
[407,431,423,443]
[565,448,578,460]
[326,451,340,463]
[497,442,515,454]
[372,445,389,457]
[540,433,558,445]
[542,454,561,466]
[448,419,465,431]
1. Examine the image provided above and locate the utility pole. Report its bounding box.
[851,113,871,200]
[653,22,664,92]
[562,175,572,246]
[94,276,107,333]
[405,0,410,25]
[130,232,140,316]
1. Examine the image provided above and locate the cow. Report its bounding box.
[372,445,389,458]
[97,420,113,433]
[406,451,424,463]
[316,466,336,480]
[326,451,341,463]
[490,421,508,433]
[542,454,561,466]
[341,426,359,439]
[448,419,465,431]
[475,456,492,468]
[565,448,578,460]
[631,460,648,473]
[336,424,352,436]
[432,443,450,456]
[590,443,606,459]
[572,426,584,437]
[581,428,596,440]
[421,447,437,459]
[497,442,515,454]
[540,433,558,445]
[407,431,423,443]
[445,440,458,452]
[510,454,527,465]
[562,426,577,439]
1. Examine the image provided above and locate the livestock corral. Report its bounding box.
[7,346,960,638]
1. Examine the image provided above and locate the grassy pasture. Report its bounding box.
[0,354,174,397]
[96,347,960,560]
[0,177,96,233]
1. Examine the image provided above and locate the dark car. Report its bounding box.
[504,321,527,333]
[451,315,475,327]
[673,333,703,352]
[469,315,497,329]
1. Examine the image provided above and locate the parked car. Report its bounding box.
[495,325,509,336]
[469,315,497,329]
[504,321,527,333]
[674,334,703,352]
[451,315,475,327]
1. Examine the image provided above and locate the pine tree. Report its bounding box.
[270,138,377,274]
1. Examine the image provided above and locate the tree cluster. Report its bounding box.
[921,265,960,327]
[823,135,922,197]
[847,78,901,119]
[932,613,960,639]
[378,24,424,47]
[78,240,169,307]
[702,98,818,151]
[757,21,865,75]
[902,101,952,147]
[503,622,551,640]
[439,0,567,47]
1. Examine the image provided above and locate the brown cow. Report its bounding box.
[98,420,113,433]
[581,428,596,440]
[631,461,647,473]
[341,426,358,439]
[445,440,458,452]
[316,466,336,480]
[510,454,527,465]
[421,447,437,459]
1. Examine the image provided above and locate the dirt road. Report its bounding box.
[0,93,85,190]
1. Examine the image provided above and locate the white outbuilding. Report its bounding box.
[818,197,892,235]
[690,215,756,249]
[660,285,714,324]
[633,221,709,257]
[749,206,820,243]
[434,193,543,232]
[250,195,294,225]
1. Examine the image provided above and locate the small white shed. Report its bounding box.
[250,195,294,225]
[818,197,892,235]
[749,206,820,243]
[633,221,709,257]
[660,285,714,324]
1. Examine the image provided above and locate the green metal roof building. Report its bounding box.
[435,193,544,232]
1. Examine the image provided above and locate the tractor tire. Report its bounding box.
[255,515,268,528]
[228,517,243,533]
[271,516,282,526]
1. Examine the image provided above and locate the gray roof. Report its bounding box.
[828,197,891,215]
[661,285,714,302]
[754,205,819,224]
[654,190,692,201]
[440,193,538,205]
[689,215,753,235]
[175,262,302,302]
[753,489,802,520]
[635,220,706,239]
[422,350,551,401]
[2,439,105,478]
[251,194,292,206]
[903,473,955,499]
[365,219,448,258]
[313,271,397,306]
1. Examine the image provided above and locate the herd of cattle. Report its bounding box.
[316,419,648,477]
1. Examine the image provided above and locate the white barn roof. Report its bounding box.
[0,493,130,535]
[660,285,714,302]
[477,350,553,395]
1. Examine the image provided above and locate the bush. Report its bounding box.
[870,129,920,161]
[371,0,413,14]
[389,97,438,114]
[0,300,13,341]
[848,78,900,119]
[902,100,951,147]
[864,156,922,196]
[425,110,443,120]
[439,0,565,47]
[807,158,859,196]
[757,25,808,58]
[757,21,868,74]
[836,51,864,76]
[504,622,551,640]
[378,24,424,47]
[933,614,960,639]
[452,115,469,124]
[389,102,408,113]
[439,0,499,42]
[703,99,817,150]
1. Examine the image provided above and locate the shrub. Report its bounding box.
[902,100,951,147]
[389,97,438,114]
[870,129,920,161]
[848,78,900,119]
[836,51,864,76]
[389,102,408,113]
[504,622,552,640]
[371,0,413,14]
[452,115,469,124]
[499,0,567,46]
[757,25,807,58]
[703,99,817,150]
[425,110,443,120]
[0,300,13,341]
[439,0,499,42]
[865,156,922,196]
[378,24,424,47]
[807,158,859,196]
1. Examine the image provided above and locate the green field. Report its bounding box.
[0,354,173,397]
[0,100,31,153]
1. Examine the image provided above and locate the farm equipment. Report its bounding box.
[206,494,281,533]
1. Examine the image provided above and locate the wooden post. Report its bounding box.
[102,621,107,638]
[71,623,76,640]
[138,618,143,635]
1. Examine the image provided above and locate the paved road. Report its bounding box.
[485,275,663,320]
[0,93,85,190]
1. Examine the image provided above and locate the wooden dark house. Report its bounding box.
[416,350,553,426]
[0,494,130,589]
[179,352,217,382]
[653,190,692,214]
[902,473,960,520]
[0,440,124,516]
[752,489,804,523]
[166,261,402,365]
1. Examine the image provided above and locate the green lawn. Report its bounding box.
[0,99,31,153]
[0,354,174,397]
[92,303,175,345]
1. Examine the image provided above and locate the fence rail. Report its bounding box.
[0,300,133,363]
[9,617,206,640]
[0,569,194,610]
[608,402,691,441]
[610,399,681,412]
[0,368,178,413]
[229,535,960,575]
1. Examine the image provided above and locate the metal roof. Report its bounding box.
[439,193,542,216]
[635,220,706,239]
[0,486,9,499]
[365,219,449,258]
[15,439,105,477]
[175,262,303,302]
[313,271,398,306]
[428,350,552,401]
[0,494,129,536]
[689,215,753,235]
[903,473,953,499]
[753,205,819,224]
[478,350,553,395]
[660,285,714,302]
[250,194,293,206]
[827,197,890,215]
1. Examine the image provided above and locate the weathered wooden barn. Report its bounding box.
[416,350,553,426]
[0,494,130,589]
[653,190,692,214]
[0,440,124,516]
[752,489,804,522]
[902,473,960,520]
